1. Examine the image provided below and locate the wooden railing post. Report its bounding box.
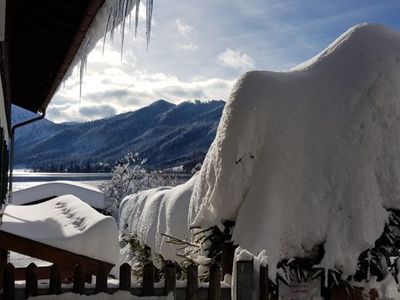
[119,263,131,291]
[209,263,221,300]
[236,260,254,300]
[142,262,154,296]
[164,261,176,296]
[186,264,198,300]
[0,249,7,287]
[259,264,269,300]
[3,263,15,300]
[73,264,85,294]
[96,264,108,293]
[25,263,38,298]
[49,264,61,294]
[222,242,236,277]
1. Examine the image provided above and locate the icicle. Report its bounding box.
[367,250,371,281]
[102,10,112,55]
[120,0,132,60]
[135,0,140,37]
[79,37,91,101]
[146,0,153,49]
[62,0,154,98]
[331,271,339,286]
[324,268,328,287]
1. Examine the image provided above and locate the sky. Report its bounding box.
[47,0,400,123]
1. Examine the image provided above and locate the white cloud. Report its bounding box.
[175,19,192,37]
[218,48,255,71]
[177,43,199,51]
[51,59,234,122]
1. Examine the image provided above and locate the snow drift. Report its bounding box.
[1,195,119,264]
[12,181,105,210]
[119,174,197,263]
[189,23,400,279]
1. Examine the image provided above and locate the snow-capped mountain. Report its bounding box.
[13,100,224,170]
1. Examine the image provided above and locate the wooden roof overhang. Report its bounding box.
[3,0,106,114]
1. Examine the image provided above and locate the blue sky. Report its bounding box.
[48,0,400,122]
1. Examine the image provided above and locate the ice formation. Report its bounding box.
[119,174,197,263]
[1,195,119,264]
[64,0,153,95]
[189,23,400,279]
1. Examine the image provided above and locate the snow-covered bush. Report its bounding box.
[118,174,198,268]
[189,23,400,285]
[101,152,183,217]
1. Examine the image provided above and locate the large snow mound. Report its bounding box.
[1,195,119,264]
[189,23,400,278]
[119,175,197,263]
[12,181,105,209]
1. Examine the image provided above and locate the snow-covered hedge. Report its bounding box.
[189,23,400,279]
[119,174,197,263]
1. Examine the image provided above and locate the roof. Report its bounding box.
[3,0,105,113]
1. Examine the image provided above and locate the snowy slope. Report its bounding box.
[189,23,400,279]
[1,196,119,264]
[119,174,197,263]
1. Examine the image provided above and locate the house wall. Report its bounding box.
[0,75,9,222]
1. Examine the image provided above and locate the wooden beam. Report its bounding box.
[0,230,113,275]
[14,265,74,281]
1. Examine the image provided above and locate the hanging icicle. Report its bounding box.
[64,0,153,98]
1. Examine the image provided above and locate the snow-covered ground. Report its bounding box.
[10,252,50,268]
[189,23,400,281]
[30,291,173,300]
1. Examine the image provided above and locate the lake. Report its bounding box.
[12,171,112,191]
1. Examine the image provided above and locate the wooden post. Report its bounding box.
[73,264,85,294]
[186,264,198,300]
[260,264,269,300]
[96,264,108,293]
[49,264,62,294]
[222,242,236,276]
[236,260,253,300]
[25,263,38,298]
[0,249,7,286]
[3,263,15,300]
[119,263,131,291]
[0,249,7,266]
[209,263,221,300]
[142,262,154,296]
[164,261,176,296]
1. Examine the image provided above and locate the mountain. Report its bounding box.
[13,100,224,171]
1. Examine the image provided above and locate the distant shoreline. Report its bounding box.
[12,172,112,182]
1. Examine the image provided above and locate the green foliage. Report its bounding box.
[127,234,152,282]
[353,209,400,283]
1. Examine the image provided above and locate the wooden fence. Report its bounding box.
[0,259,382,300]
[1,261,234,300]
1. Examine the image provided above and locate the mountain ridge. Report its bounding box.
[13,100,224,171]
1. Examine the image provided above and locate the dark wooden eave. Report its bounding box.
[5,0,105,113]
